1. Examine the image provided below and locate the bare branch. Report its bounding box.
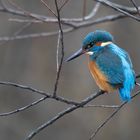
[89,89,140,140]
[7,0,28,12]
[0,22,32,46]
[40,0,57,17]
[0,1,140,139]
[130,0,140,16]
[53,0,65,97]
[0,74,139,117]
[95,0,140,21]
[82,0,87,20]
[136,74,140,79]
[59,0,70,11]
[0,81,79,106]
[56,30,61,72]
[84,2,100,20]
[0,28,73,41]
[24,90,105,140]
[0,96,47,117]
[0,0,140,24]
[0,14,126,41]
[84,104,119,108]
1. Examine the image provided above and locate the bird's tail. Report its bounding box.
[119,70,135,101]
[119,87,131,101]
[119,81,140,101]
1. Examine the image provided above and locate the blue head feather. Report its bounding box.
[82,30,114,48]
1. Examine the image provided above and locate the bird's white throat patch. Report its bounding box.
[86,51,94,55]
[86,42,112,55]
[101,41,112,46]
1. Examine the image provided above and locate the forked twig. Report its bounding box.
[25,91,105,140]
[40,0,57,17]
[130,0,140,16]
[95,0,140,21]
[53,0,65,96]
[89,89,140,140]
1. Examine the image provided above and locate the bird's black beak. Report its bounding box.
[65,48,86,62]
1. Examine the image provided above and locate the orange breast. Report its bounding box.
[88,60,115,92]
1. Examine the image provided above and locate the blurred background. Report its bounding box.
[0,0,140,140]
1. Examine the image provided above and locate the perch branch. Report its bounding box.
[89,89,140,140]
[25,90,105,140]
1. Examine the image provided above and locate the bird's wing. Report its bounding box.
[95,44,126,86]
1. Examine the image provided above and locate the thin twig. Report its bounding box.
[40,0,57,17]
[84,2,100,20]
[53,0,65,97]
[8,2,100,24]
[89,89,140,140]
[136,74,140,78]
[59,0,70,11]
[24,90,105,140]
[84,104,119,108]
[95,0,140,21]
[0,22,32,46]
[0,0,140,24]
[0,14,126,41]
[0,81,80,106]
[130,0,140,16]
[82,0,87,20]
[0,75,139,117]
[56,30,61,72]
[0,96,48,117]
[7,0,27,11]
[0,28,73,41]
[0,81,49,96]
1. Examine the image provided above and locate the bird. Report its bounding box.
[66,30,135,101]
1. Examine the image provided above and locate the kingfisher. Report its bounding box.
[66,30,135,101]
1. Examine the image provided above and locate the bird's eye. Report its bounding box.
[85,43,93,50]
[91,42,94,46]
[86,45,91,49]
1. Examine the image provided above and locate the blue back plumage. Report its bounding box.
[89,43,135,101]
